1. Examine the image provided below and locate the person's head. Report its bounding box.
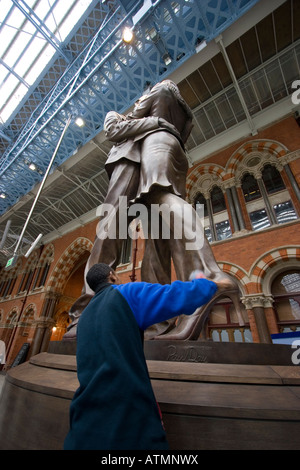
[86,263,119,292]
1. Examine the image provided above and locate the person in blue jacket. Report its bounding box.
[64,263,221,450]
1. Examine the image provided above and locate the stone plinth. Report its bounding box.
[0,341,299,450]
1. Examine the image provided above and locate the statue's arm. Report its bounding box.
[104,111,160,142]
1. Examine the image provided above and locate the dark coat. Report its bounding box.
[64,283,168,450]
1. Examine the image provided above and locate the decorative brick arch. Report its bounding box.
[249,245,300,292]
[21,303,37,323]
[46,237,93,294]
[6,307,19,325]
[186,163,226,202]
[186,140,290,202]
[218,261,249,293]
[39,244,54,266]
[226,139,289,178]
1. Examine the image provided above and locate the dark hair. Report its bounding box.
[86,263,112,292]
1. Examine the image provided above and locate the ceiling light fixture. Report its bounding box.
[75,117,85,127]
[195,40,207,53]
[122,27,134,44]
[162,53,172,66]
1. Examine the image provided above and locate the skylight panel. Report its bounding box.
[0,0,94,125]
[25,43,56,84]
[0,75,19,108]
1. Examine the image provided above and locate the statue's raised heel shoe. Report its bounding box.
[154,284,244,341]
[62,319,79,341]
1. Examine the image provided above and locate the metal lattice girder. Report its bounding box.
[0,0,260,215]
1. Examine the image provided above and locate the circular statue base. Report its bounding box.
[0,341,300,450]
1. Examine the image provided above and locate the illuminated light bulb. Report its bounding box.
[75,117,85,127]
[122,27,134,44]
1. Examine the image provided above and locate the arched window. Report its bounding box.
[262,164,285,194]
[20,306,35,337]
[195,185,232,242]
[207,298,252,343]
[33,245,53,289]
[195,194,211,242]
[242,173,261,202]
[272,270,300,334]
[0,262,20,299]
[17,253,38,294]
[241,164,298,231]
[211,186,227,213]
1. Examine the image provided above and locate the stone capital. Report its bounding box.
[242,294,274,310]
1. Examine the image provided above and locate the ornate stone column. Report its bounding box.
[256,177,277,225]
[223,177,247,233]
[242,295,272,344]
[225,187,239,232]
[279,150,300,202]
[30,292,60,357]
[206,196,217,241]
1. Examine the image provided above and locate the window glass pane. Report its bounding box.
[211,186,226,213]
[249,208,271,231]
[273,200,297,224]
[239,78,261,114]
[251,69,274,109]
[195,194,208,217]
[280,49,300,90]
[275,299,300,321]
[243,329,253,343]
[281,326,300,334]
[220,329,229,342]
[193,107,215,140]
[205,101,226,134]
[215,94,237,128]
[229,304,244,324]
[226,87,246,121]
[119,238,132,264]
[210,304,227,324]
[265,60,288,102]
[242,173,261,202]
[215,219,232,240]
[204,227,212,243]
[272,271,300,294]
[211,330,221,342]
[262,164,285,194]
[233,329,244,342]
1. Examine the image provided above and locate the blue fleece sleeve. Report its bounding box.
[113,279,217,330]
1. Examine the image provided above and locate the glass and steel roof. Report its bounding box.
[0,0,96,126]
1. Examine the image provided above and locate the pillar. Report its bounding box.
[30,292,59,357]
[242,295,272,344]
